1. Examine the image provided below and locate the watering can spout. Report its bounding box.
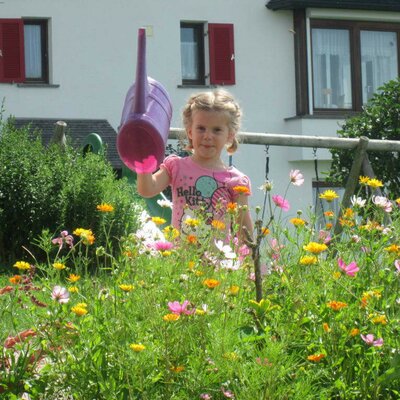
[133,28,148,114]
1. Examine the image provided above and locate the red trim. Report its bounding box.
[0,19,25,83]
[209,23,235,85]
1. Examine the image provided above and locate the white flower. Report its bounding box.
[157,199,173,209]
[220,259,241,271]
[351,195,366,208]
[258,180,273,192]
[372,196,392,213]
[289,169,304,186]
[215,240,236,259]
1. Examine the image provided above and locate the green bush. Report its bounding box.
[328,78,400,197]
[0,117,144,266]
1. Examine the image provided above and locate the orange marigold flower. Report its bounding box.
[203,278,220,289]
[187,234,198,244]
[339,218,355,227]
[96,203,114,212]
[327,300,348,311]
[307,353,326,362]
[211,220,226,230]
[73,228,95,245]
[384,244,400,253]
[261,227,270,236]
[322,323,331,333]
[9,275,22,285]
[371,314,387,325]
[170,365,185,373]
[233,186,250,195]
[324,210,335,218]
[350,328,360,337]
[325,223,333,229]
[343,208,354,219]
[360,297,368,308]
[67,273,81,283]
[163,313,180,322]
[227,202,238,213]
[290,217,306,227]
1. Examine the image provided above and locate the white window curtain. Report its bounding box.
[312,28,352,109]
[180,42,199,80]
[360,31,398,104]
[24,25,42,78]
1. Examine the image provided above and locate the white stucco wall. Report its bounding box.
[2,0,394,219]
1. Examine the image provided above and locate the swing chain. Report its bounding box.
[264,145,270,180]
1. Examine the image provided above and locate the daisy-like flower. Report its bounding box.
[203,278,220,289]
[371,314,387,325]
[307,353,326,362]
[367,178,383,189]
[299,255,318,265]
[53,262,66,270]
[211,219,226,230]
[228,285,240,296]
[163,313,180,322]
[359,175,370,185]
[272,195,290,211]
[96,203,114,212]
[372,196,392,213]
[215,240,236,259]
[324,210,335,218]
[71,304,88,316]
[350,328,360,337]
[183,217,200,227]
[227,202,238,214]
[327,300,347,311]
[303,242,328,254]
[395,198,400,206]
[168,300,195,315]
[151,216,167,225]
[233,185,250,195]
[163,225,180,240]
[361,333,383,347]
[51,286,70,304]
[73,228,95,245]
[351,195,366,208]
[319,190,339,202]
[13,261,31,271]
[130,343,146,352]
[157,198,173,209]
[290,217,306,227]
[119,284,134,292]
[67,273,81,283]
[289,169,304,186]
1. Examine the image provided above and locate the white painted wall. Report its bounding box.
[2,0,392,219]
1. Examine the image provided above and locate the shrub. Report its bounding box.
[328,78,400,197]
[0,117,143,266]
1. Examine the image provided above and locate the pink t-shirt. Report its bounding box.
[160,155,251,229]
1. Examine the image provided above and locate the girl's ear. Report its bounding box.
[187,128,193,140]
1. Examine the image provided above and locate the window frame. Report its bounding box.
[23,18,49,84]
[294,11,400,115]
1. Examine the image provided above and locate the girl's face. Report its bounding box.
[188,110,234,167]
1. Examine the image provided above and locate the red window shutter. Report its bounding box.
[208,23,235,85]
[0,19,25,83]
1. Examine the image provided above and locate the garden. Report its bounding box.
[1,81,400,399]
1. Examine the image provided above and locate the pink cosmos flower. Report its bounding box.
[318,230,332,244]
[221,388,235,399]
[168,300,195,315]
[395,260,400,273]
[372,196,392,213]
[200,394,212,400]
[51,286,70,304]
[338,258,359,277]
[289,169,304,186]
[272,195,290,211]
[52,230,74,249]
[361,334,383,347]
[151,240,174,251]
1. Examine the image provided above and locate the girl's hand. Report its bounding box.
[133,155,157,174]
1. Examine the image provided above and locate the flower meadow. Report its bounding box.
[1,172,400,400]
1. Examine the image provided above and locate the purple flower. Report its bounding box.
[361,334,383,347]
[52,230,74,249]
[168,300,195,315]
[272,195,290,211]
[289,169,304,186]
[51,286,70,304]
[338,258,359,277]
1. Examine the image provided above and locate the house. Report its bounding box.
[1,0,399,219]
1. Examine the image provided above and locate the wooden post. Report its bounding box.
[333,136,369,237]
[51,120,67,148]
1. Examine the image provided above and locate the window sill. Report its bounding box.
[177,84,217,89]
[17,83,60,88]
[284,111,360,121]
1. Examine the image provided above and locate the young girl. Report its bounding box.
[136,89,253,239]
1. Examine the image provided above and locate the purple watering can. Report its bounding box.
[117,28,173,172]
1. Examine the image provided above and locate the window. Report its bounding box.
[294,12,400,114]
[180,22,235,86]
[0,18,49,84]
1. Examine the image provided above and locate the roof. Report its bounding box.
[12,118,122,169]
[266,0,400,11]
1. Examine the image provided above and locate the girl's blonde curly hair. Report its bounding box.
[182,89,242,155]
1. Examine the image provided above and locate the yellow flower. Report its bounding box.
[203,278,220,289]
[96,203,114,212]
[163,225,180,240]
[228,285,240,296]
[73,228,95,245]
[327,301,347,311]
[194,270,204,277]
[119,284,134,292]
[326,223,333,230]
[53,262,66,270]
[151,216,166,225]
[371,314,387,325]
[350,328,360,337]
[184,218,200,227]
[395,198,400,206]
[211,220,226,230]
[359,175,370,185]
[233,185,250,195]
[384,244,400,254]
[319,190,339,202]
[261,227,270,236]
[188,261,196,270]
[76,302,88,308]
[290,217,306,227]
[170,365,185,373]
[130,343,146,352]
[303,242,328,254]
[13,261,31,270]
[67,274,81,283]
[68,286,79,293]
[322,323,331,333]
[227,202,238,214]
[195,309,206,316]
[343,208,354,219]
[332,271,341,280]
[163,313,180,322]
[367,178,383,189]
[161,250,172,257]
[299,256,318,265]
[71,305,88,316]
[307,353,326,362]
[223,352,239,361]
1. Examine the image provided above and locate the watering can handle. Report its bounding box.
[133,28,148,115]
